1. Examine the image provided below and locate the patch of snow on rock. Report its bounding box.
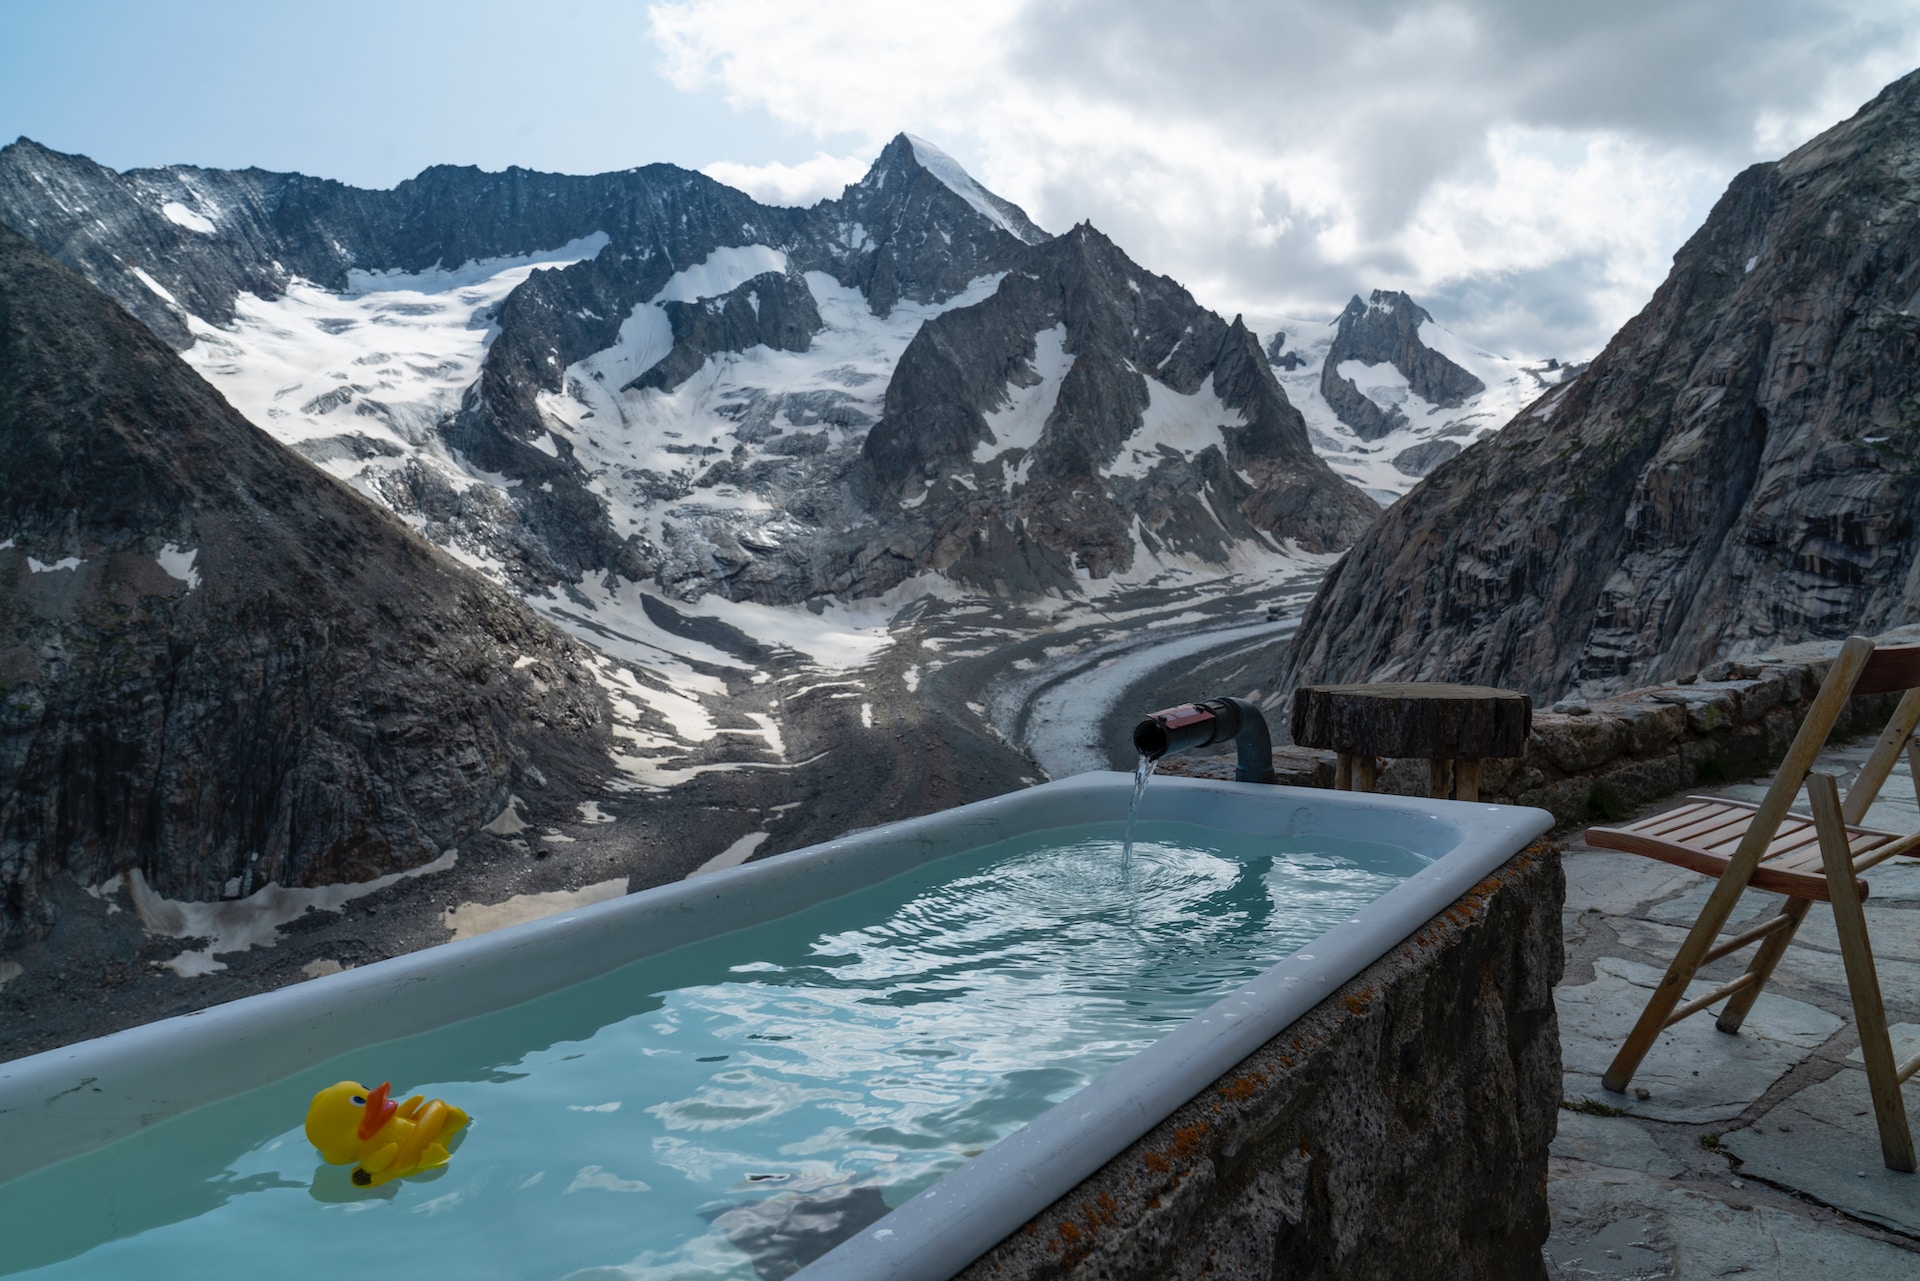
[160,201,216,234]
[130,267,179,308]
[131,851,459,977]
[974,324,1069,462]
[1108,374,1244,479]
[156,542,200,589]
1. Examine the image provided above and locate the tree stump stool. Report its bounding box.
[1290,682,1532,801]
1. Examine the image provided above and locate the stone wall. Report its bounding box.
[1174,634,1915,828]
[959,839,1563,1281]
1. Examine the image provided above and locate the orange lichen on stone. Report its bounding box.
[1141,1120,1214,1180]
[1216,1070,1268,1103]
[1170,1122,1212,1157]
[1057,1221,1082,1245]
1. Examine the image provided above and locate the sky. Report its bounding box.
[4,1,1918,360]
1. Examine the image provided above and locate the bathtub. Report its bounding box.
[0,774,1552,1279]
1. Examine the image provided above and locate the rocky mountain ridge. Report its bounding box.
[1317,291,1487,442]
[0,224,614,948]
[1279,68,1920,701]
[1253,298,1575,503]
[0,134,1371,612]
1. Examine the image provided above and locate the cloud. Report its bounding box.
[649,0,1920,358]
[702,151,871,207]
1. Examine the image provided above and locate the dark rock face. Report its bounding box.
[0,225,611,947]
[1319,291,1487,441]
[858,225,1378,590]
[1281,70,1920,701]
[1391,439,1462,476]
[628,270,822,394]
[807,134,1047,318]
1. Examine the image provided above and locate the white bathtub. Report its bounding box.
[0,775,1551,1279]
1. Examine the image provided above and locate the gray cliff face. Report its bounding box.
[0,225,612,947]
[629,271,822,394]
[1280,70,1920,702]
[857,225,1378,591]
[1318,290,1486,441]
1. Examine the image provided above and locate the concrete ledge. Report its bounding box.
[958,839,1564,1280]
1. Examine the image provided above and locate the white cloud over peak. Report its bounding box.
[649,0,1920,360]
[701,151,872,207]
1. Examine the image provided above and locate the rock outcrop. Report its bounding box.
[0,225,611,947]
[1318,291,1485,441]
[859,224,1377,585]
[1281,70,1920,701]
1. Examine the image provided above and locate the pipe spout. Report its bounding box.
[1132,697,1278,785]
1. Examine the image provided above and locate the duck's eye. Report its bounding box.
[351,1096,366,1106]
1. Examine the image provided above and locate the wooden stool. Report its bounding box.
[1291,682,1532,801]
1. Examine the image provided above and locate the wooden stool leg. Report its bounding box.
[1716,897,1813,1033]
[1810,773,1917,1171]
[1354,755,1379,792]
[1429,758,1453,800]
[1335,752,1354,790]
[1454,759,1481,802]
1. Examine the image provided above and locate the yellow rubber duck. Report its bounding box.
[304,1080,470,1188]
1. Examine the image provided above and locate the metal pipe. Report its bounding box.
[1132,697,1278,784]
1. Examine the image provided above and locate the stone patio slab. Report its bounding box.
[1547,1178,1920,1280]
[1720,1065,1920,1235]
[1607,915,1920,1015]
[1563,849,1700,918]
[1552,1111,1684,1178]
[1558,958,1842,1122]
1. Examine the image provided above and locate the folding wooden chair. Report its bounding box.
[1588,635,1920,1171]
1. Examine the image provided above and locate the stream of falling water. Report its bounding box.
[1122,753,1158,875]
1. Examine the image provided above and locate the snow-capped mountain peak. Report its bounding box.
[1253,292,1582,504]
[900,134,1048,246]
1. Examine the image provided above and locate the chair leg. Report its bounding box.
[1810,772,1917,1172]
[1604,875,1754,1092]
[1716,897,1813,1033]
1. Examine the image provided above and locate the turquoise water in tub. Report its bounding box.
[0,821,1426,1280]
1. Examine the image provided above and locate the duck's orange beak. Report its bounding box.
[358,1081,398,1141]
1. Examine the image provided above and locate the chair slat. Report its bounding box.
[1585,828,1861,901]
[1850,644,1920,698]
[1641,802,1720,836]
[1667,807,1759,846]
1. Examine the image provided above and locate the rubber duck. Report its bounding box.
[305,1080,470,1188]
